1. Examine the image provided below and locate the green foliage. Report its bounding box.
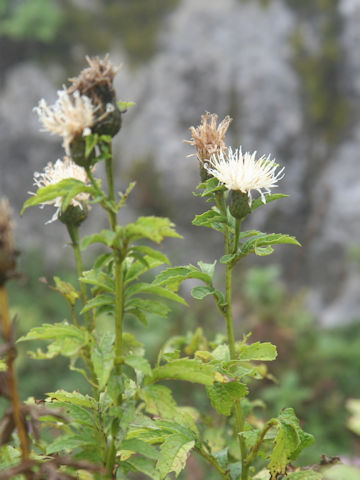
[0,0,62,42]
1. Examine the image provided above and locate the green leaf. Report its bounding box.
[90,333,114,389]
[125,355,152,377]
[125,256,168,285]
[268,408,314,478]
[194,177,225,197]
[220,254,236,264]
[53,276,79,305]
[81,269,114,293]
[156,434,194,479]
[85,133,99,158]
[46,390,97,409]
[130,246,170,266]
[197,260,217,278]
[152,358,215,386]
[81,294,114,314]
[287,472,322,480]
[125,216,182,244]
[191,285,215,300]
[241,233,301,258]
[192,209,228,233]
[251,193,288,212]
[118,100,136,111]
[126,283,187,306]
[17,322,87,359]
[154,265,212,291]
[124,456,159,479]
[237,342,277,361]
[121,439,158,460]
[323,465,360,480]
[81,229,117,250]
[207,382,248,416]
[125,298,171,319]
[21,179,94,215]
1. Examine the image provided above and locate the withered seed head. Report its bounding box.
[186,112,232,164]
[68,55,122,137]
[0,198,18,286]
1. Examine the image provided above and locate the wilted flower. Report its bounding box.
[0,198,18,285]
[186,112,232,180]
[34,90,96,153]
[32,157,91,224]
[206,147,285,206]
[68,55,122,136]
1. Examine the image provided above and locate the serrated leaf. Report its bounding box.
[124,456,159,479]
[220,254,236,264]
[17,322,87,359]
[121,439,158,460]
[197,260,217,278]
[251,193,288,211]
[191,285,215,300]
[81,229,117,250]
[207,382,248,416]
[53,276,79,305]
[125,256,168,285]
[81,269,114,293]
[81,294,114,314]
[156,434,194,479]
[125,298,171,319]
[192,209,228,233]
[46,390,97,409]
[22,179,94,215]
[152,358,215,385]
[125,355,152,377]
[125,216,182,244]
[241,233,300,258]
[130,246,170,266]
[126,283,187,305]
[154,265,212,292]
[237,342,277,361]
[90,333,114,389]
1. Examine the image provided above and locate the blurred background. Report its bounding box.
[1,0,360,470]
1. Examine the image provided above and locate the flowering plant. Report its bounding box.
[0,56,334,480]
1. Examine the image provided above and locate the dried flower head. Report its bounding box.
[206,147,285,205]
[34,90,96,153]
[68,55,122,136]
[32,157,92,223]
[68,54,121,100]
[186,112,232,165]
[0,198,18,285]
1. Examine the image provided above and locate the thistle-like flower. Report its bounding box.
[32,157,91,224]
[34,90,96,153]
[186,112,232,180]
[206,147,285,206]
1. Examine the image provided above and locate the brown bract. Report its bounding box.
[0,199,18,285]
[68,54,121,105]
[185,112,232,165]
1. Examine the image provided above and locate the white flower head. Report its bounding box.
[34,90,96,153]
[206,147,285,205]
[32,157,91,223]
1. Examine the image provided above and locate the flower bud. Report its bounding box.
[58,203,88,227]
[229,190,251,220]
[69,135,94,168]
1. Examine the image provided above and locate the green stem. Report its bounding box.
[223,215,248,479]
[196,447,230,480]
[114,257,124,377]
[66,223,92,330]
[233,218,241,254]
[243,420,276,478]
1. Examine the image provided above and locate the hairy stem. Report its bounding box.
[243,420,276,478]
[0,286,31,466]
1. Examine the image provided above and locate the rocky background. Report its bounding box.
[1,0,360,326]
